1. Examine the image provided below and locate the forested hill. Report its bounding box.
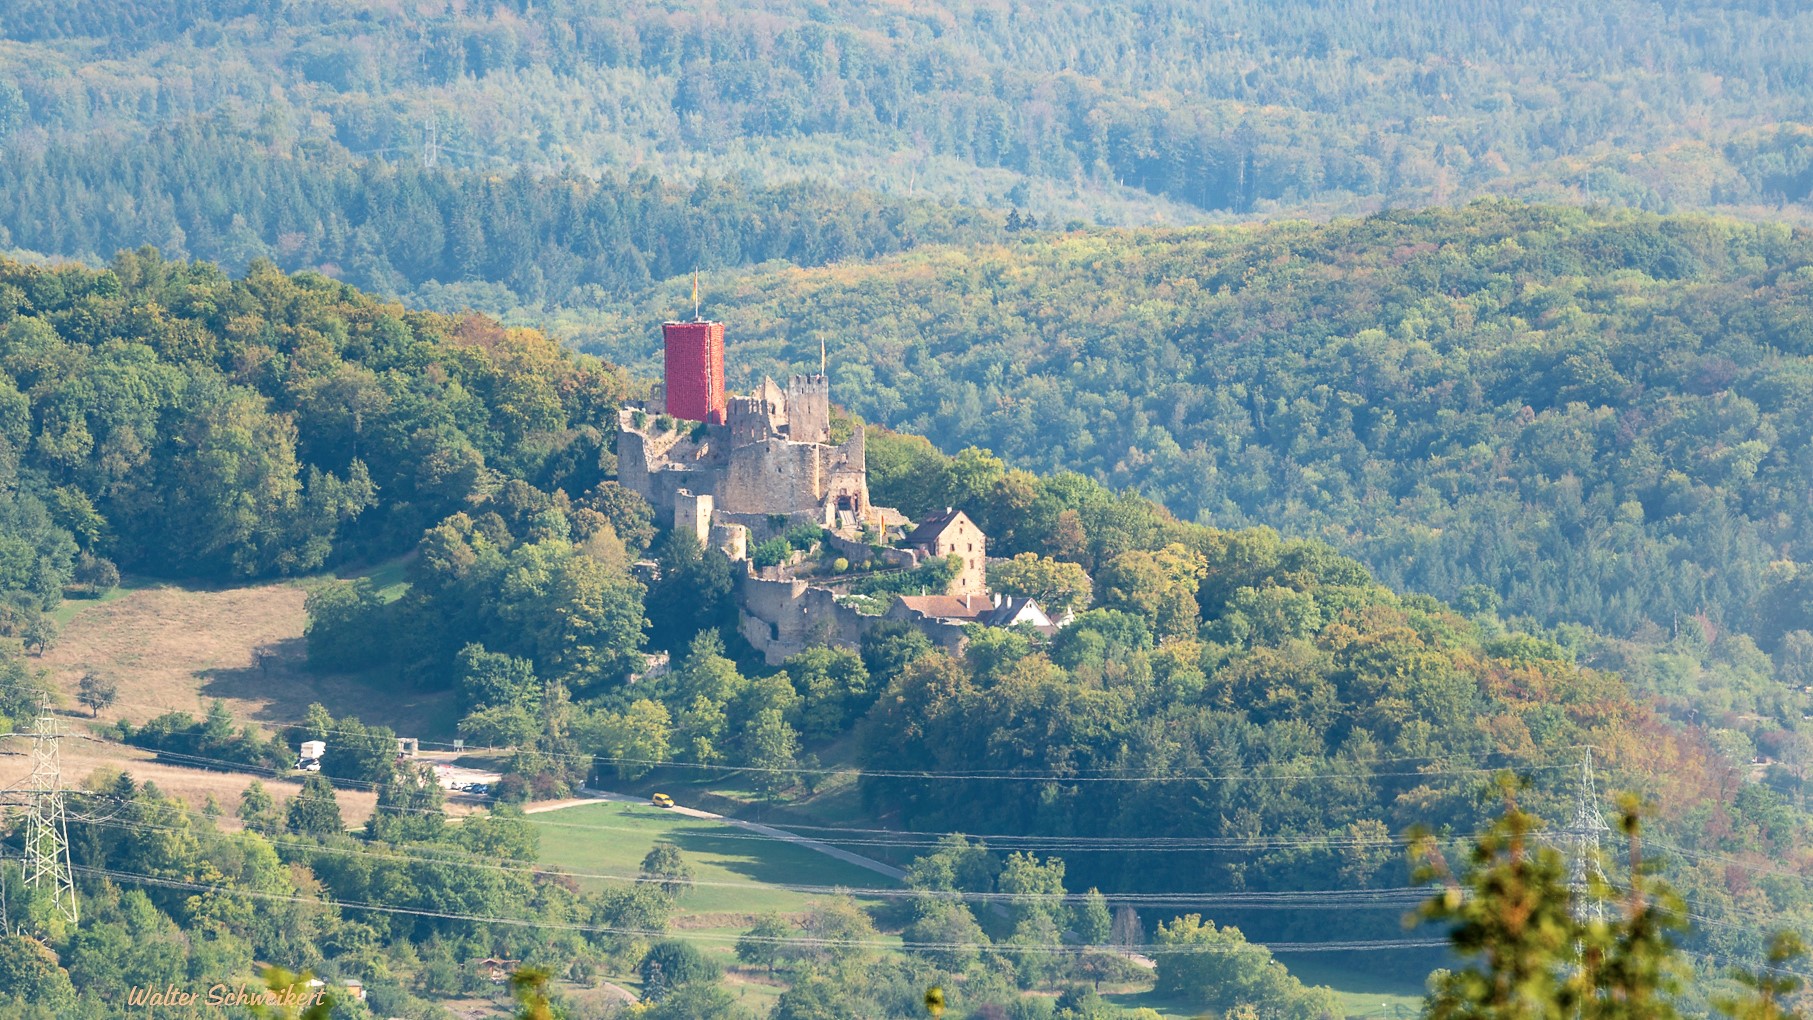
[2,251,1809,1014]
[574,202,1813,663]
[4,0,1813,258]
[0,249,631,633]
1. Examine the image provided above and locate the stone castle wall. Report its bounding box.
[720,439,828,517]
[737,573,874,664]
[716,428,870,520]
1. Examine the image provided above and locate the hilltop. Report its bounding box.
[568,202,1813,676]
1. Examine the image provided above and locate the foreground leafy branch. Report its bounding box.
[1411,775,1803,1020]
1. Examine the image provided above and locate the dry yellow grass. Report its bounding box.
[39,582,454,735]
[8,579,465,822]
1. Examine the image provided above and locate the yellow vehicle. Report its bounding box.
[650,793,675,808]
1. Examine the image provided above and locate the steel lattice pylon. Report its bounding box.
[1564,748,1610,925]
[22,703,77,926]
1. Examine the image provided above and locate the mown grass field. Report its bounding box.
[529,799,897,919]
[530,798,904,982]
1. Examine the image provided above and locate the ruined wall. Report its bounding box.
[710,522,749,561]
[614,412,728,521]
[880,599,971,655]
[824,427,869,518]
[615,421,656,504]
[716,430,874,519]
[737,574,874,665]
[825,532,918,571]
[728,393,783,448]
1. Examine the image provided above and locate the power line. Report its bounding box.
[515,810,1479,854]
[67,814,1432,909]
[61,721,1583,784]
[52,729,1585,810]
[0,671,1590,783]
[58,736,1487,855]
[71,863,1447,956]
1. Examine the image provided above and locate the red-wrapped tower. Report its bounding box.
[662,320,727,424]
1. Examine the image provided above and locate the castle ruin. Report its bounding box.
[617,315,1044,663]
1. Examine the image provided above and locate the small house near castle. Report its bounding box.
[903,509,987,597]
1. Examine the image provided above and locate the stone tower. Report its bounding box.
[787,374,830,445]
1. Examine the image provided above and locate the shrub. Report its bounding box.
[752,538,793,569]
[71,553,120,596]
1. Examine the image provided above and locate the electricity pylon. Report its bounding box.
[1564,748,1609,925]
[23,702,77,926]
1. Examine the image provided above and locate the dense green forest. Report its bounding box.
[0,248,633,654]
[5,0,1813,222]
[573,203,1813,689]
[0,121,995,309]
[5,0,1813,321]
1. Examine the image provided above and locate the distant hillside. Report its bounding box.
[6,0,1813,216]
[4,0,1813,309]
[573,202,1813,663]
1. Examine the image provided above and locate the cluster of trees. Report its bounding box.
[767,431,1807,977]
[308,481,652,695]
[1,768,683,1019]
[0,248,629,649]
[888,834,1335,1016]
[119,700,289,773]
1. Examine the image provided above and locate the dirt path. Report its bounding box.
[0,730,389,826]
[574,787,908,881]
[598,981,637,1004]
[522,796,602,814]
